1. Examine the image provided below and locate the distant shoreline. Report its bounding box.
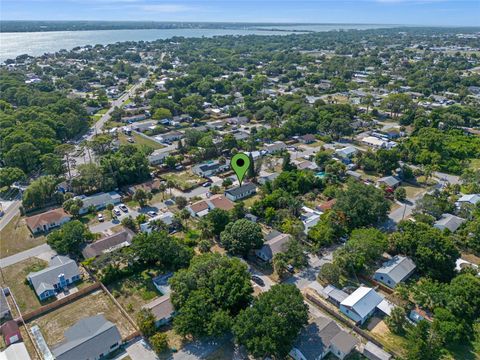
[0,21,393,33]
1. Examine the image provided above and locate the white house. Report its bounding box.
[225,183,257,201]
[374,255,416,288]
[456,194,480,207]
[340,287,383,325]
[25,208,71,234]
[192,160,229,177]
[76,192,121,215]
[148,148,171,165]
[301,206,323,234]
[433,213,466,232]
[263,141,287,154]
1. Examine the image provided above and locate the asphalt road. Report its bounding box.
[0,243,53,268]
[0,200,21,232]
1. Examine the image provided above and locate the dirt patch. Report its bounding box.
[28,290,136,346]
[0,214,46,258]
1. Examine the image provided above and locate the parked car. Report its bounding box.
[97,213,104,222]
[251,275,265,286]
[113,208,121,216]
[147,211,158,217]
[287,264,294,273]
[119,204,128,213]
[127,137,134,143]
[202,182,212,188]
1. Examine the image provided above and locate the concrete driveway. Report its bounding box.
[124,338,158,360]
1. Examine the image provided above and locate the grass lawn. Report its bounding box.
[0,215,46,259]
[242,194,262,209]
[28,290,136,346]
[369,319,407,357]
[1,257,48,313]
[402,184,426,199]
[80,208,113,226]
[306,140,325,148]
[107,269,163,315]
[118,132,164,150]
[161,171,204,192]
[469,158,480,170]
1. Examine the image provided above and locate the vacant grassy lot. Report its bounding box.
[161,171,204,191]
[1,257,48,313]
[402,184,425,199]
[118,131,163,150]
[108,269,162,315]
[0,215,46,258]
[369,319,406,358]
[29,290,136,346]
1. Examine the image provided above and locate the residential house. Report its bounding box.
[255,231,291,262]
[142,296,175,327]
[25,208,71,234]
[377,176,401,189]
[299,134,316,144]
[0,342,31,360]
[373,255,416,288]
[290,316,358,360]
[187,195,234,217]
[316,199,336,213]
[301,206,323,234]
[434,213,466,232]
[335,146,358,159]
[363,342,392,360]
[156,131,183,143]
[1,321,22,346]
[76,192,121,215]
[192,160,229,177]
[121,114,146,123]
[258,171,280,185]
[27,256,81,300]
[263,141,287,154]
[232,131,249,141]
[0,289,10,320]
[321,285,349,307]
[148,148,171,165]
[295,160,318,171]
[140,211,175,233]
[225,183,257,201]
[226,116,249,125]
[82,228,135,259]
[362,136,396,149]
[340,287,383,325]
[456,194,480,207]
[52,315,122,360]
[127,179,162,195]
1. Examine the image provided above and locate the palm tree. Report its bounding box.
[158,183,167,200]
[166,180,175,196]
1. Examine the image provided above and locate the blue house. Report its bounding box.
[27,256,81,300]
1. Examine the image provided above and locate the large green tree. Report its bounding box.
[170,253,253,338]
[220,219,263,256]
[233,284,308,359]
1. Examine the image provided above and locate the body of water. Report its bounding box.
[0,24,389,62]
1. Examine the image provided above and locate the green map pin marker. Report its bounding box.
[231,153,251,186]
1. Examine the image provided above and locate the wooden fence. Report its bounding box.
[21,283,101,322]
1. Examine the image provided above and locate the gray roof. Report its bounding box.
[375,255,416,284]
[52,315,121,360]
[378,176,400,187]
[256,233,290,261]
[323,285,348,303]
[294,317,357,360]
[0,289,9,315]
[364,341,392,360]
[225,183,256,197]
[27,256,80,296]
[434,213,466,232]
[78,191,121,209]
[143,295,174,322]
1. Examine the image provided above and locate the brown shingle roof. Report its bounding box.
[25,208,70,231]
[189,201,209,214]
[208,194,234,211]
[82,228,134,258]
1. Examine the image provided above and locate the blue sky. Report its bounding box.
[1,0,479,26]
